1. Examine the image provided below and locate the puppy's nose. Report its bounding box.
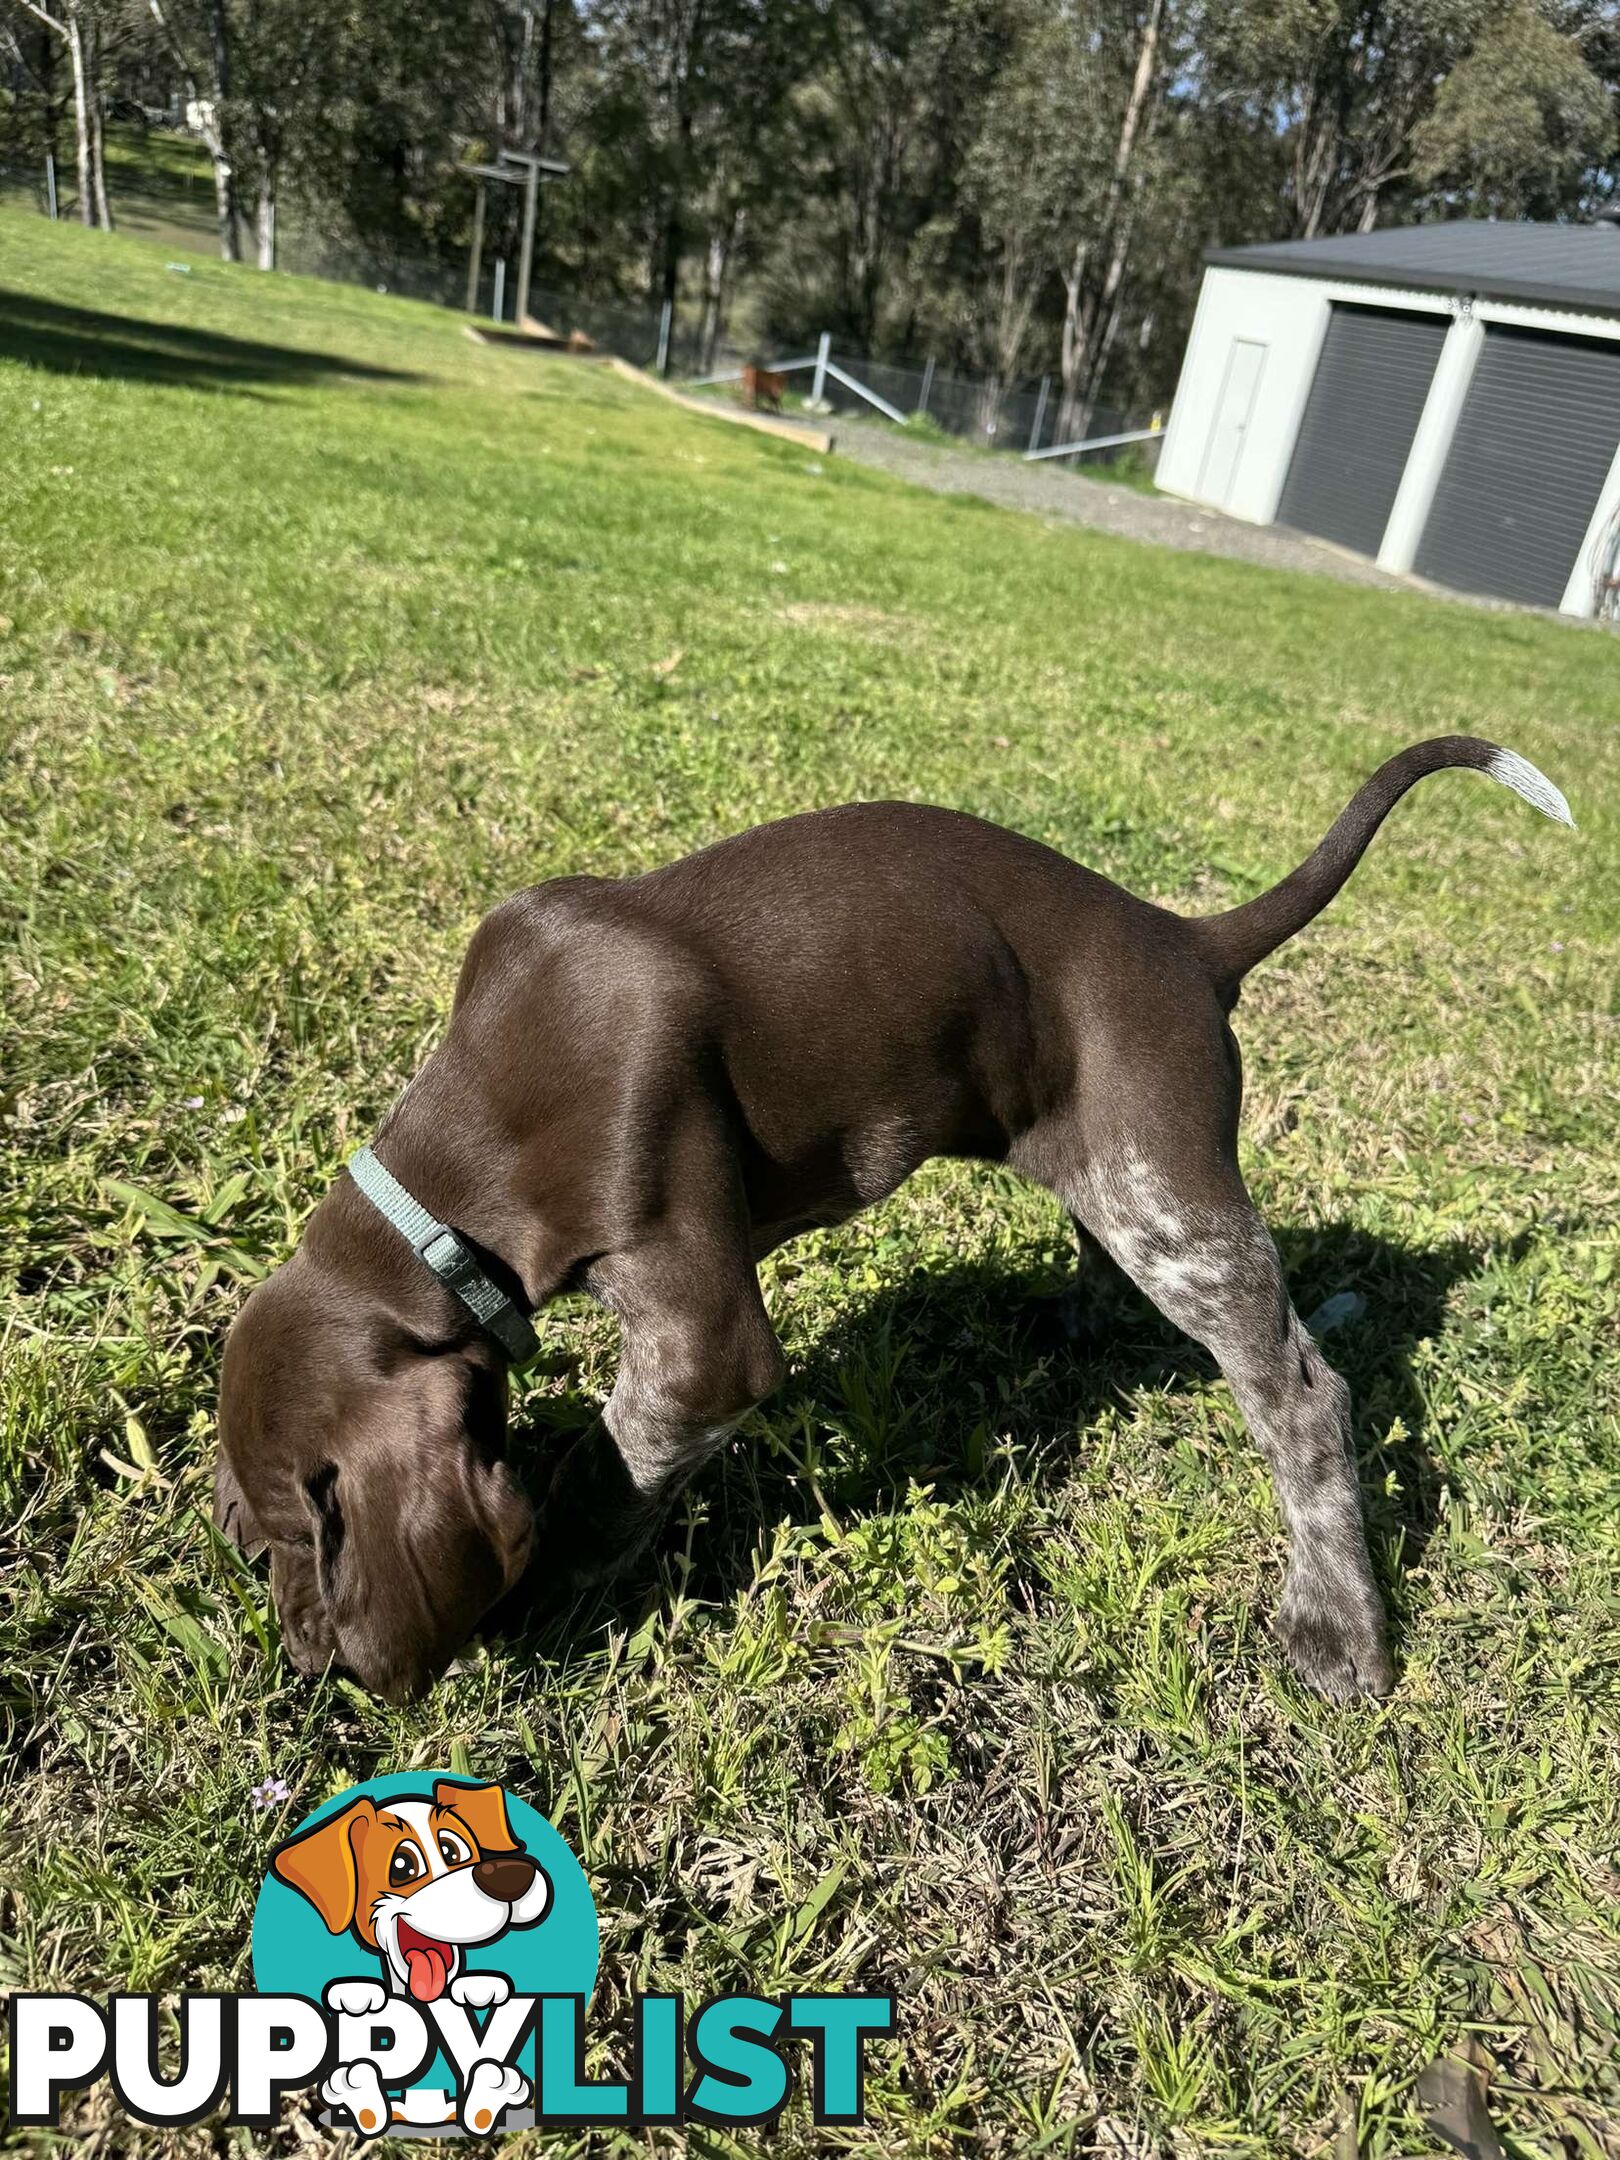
[473,1850,537,1902]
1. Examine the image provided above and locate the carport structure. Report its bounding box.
[1157,221,1620,617]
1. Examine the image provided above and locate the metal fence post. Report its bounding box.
[493,259,506,323]
[810,330,830,406]
[918,354,934,417]
[1029,374,1050,453]
[656,297,673,376]
[45,151,57,220]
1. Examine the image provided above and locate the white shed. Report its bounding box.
[1156,221,1620,617]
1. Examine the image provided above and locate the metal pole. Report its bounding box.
[1023,423,1163,464]
[45,151,58,220]
[656,296,672,376]
[493,258,506,323]
[810,330,830,406]
[516,161,538,327]
[823,359,907,426]
[918,354,934,416]
[466,178,486,315]
[1029,374,1050,453]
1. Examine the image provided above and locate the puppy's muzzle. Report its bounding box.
[473,1850,538,1902]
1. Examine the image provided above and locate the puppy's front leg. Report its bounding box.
[538,1237,785,1590]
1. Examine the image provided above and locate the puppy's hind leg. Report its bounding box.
[1071,1154,1392,1700]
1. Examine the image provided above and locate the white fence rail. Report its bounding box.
[691,333,1158,464]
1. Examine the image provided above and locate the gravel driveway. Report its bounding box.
[830,421,1419,592]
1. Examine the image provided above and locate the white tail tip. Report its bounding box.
[1485,748,1575,828]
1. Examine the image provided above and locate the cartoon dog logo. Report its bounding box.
[270,1778,552,2133]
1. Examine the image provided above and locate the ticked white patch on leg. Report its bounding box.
[1075,1153,1269,1338]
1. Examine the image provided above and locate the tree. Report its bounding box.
[1206,0,1479,238]
[9,0,111,226]
[1413,0,1614,216]
[145,0,242,258]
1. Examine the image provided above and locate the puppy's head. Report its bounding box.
[217,1191,533,1702]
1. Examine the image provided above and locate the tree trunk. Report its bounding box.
[1056,0,1162,440]
[255,169,275,269]
[209,137,239,258]
[529,0,556,262]
[65,9,93,225]
[1057,245,1089,442]
[208,0,239,257]
[698,208,740,370]
[657,205,681,328]
[86,11,112,231]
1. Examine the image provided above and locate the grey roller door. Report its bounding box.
[1278,304,1448,555]
[1414,325,1620,608]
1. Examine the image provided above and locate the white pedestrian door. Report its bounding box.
[1200,338,1266,506]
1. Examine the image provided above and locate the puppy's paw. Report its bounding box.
[461,2059,529,2135]
[449,1971,511,2010]
[324,1978,388,2018]
[1276,1586,1394,1701]
[322,2061,390,2139]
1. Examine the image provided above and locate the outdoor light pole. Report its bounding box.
[459,149,569,327]
[516,156,539,327]
[465,178,486,314]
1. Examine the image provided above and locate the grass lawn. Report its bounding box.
[1,125,220,258]
[2,210,1618,2158]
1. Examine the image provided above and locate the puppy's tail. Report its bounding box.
[1195,735,1573,985]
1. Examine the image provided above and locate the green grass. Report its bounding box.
[2,209,1618,2158]
[1,123,220,257]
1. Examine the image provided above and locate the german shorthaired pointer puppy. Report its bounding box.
[215,735,1571,1701]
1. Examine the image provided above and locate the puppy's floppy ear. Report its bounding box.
[271,1797,374,1932]
[306,1357,533,1704]
[434,1779,519,1854]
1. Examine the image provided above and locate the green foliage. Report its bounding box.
[1413,0,1617,216]
[2,217,1619,2156]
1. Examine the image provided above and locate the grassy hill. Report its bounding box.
[2,210,1617,2157]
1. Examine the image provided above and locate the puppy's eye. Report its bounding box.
[437,1831,471,1866]
[389,1844,423,1885]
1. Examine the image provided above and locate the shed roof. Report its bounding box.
[1206,222,1620,317]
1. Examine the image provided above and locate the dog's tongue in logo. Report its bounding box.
[397,1919,452,2002]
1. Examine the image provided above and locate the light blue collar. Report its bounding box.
[346,1145,539,1365]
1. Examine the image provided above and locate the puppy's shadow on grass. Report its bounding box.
[507,1224,1495,1668]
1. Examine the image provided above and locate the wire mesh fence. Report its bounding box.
[800,350,1142,460]
[0,168,1159,468]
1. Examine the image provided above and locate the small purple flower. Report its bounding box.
[1461,1113,1477,1126]
[251,1777,292,1810]
[1550,941,1564,953]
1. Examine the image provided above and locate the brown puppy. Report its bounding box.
[740,362,785,412]
[216,736,1571,1702]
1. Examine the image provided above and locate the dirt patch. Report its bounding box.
[776,601,908,629]
[830,419,1482,599]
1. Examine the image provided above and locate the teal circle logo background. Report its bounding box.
[251,1773,599,2096]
